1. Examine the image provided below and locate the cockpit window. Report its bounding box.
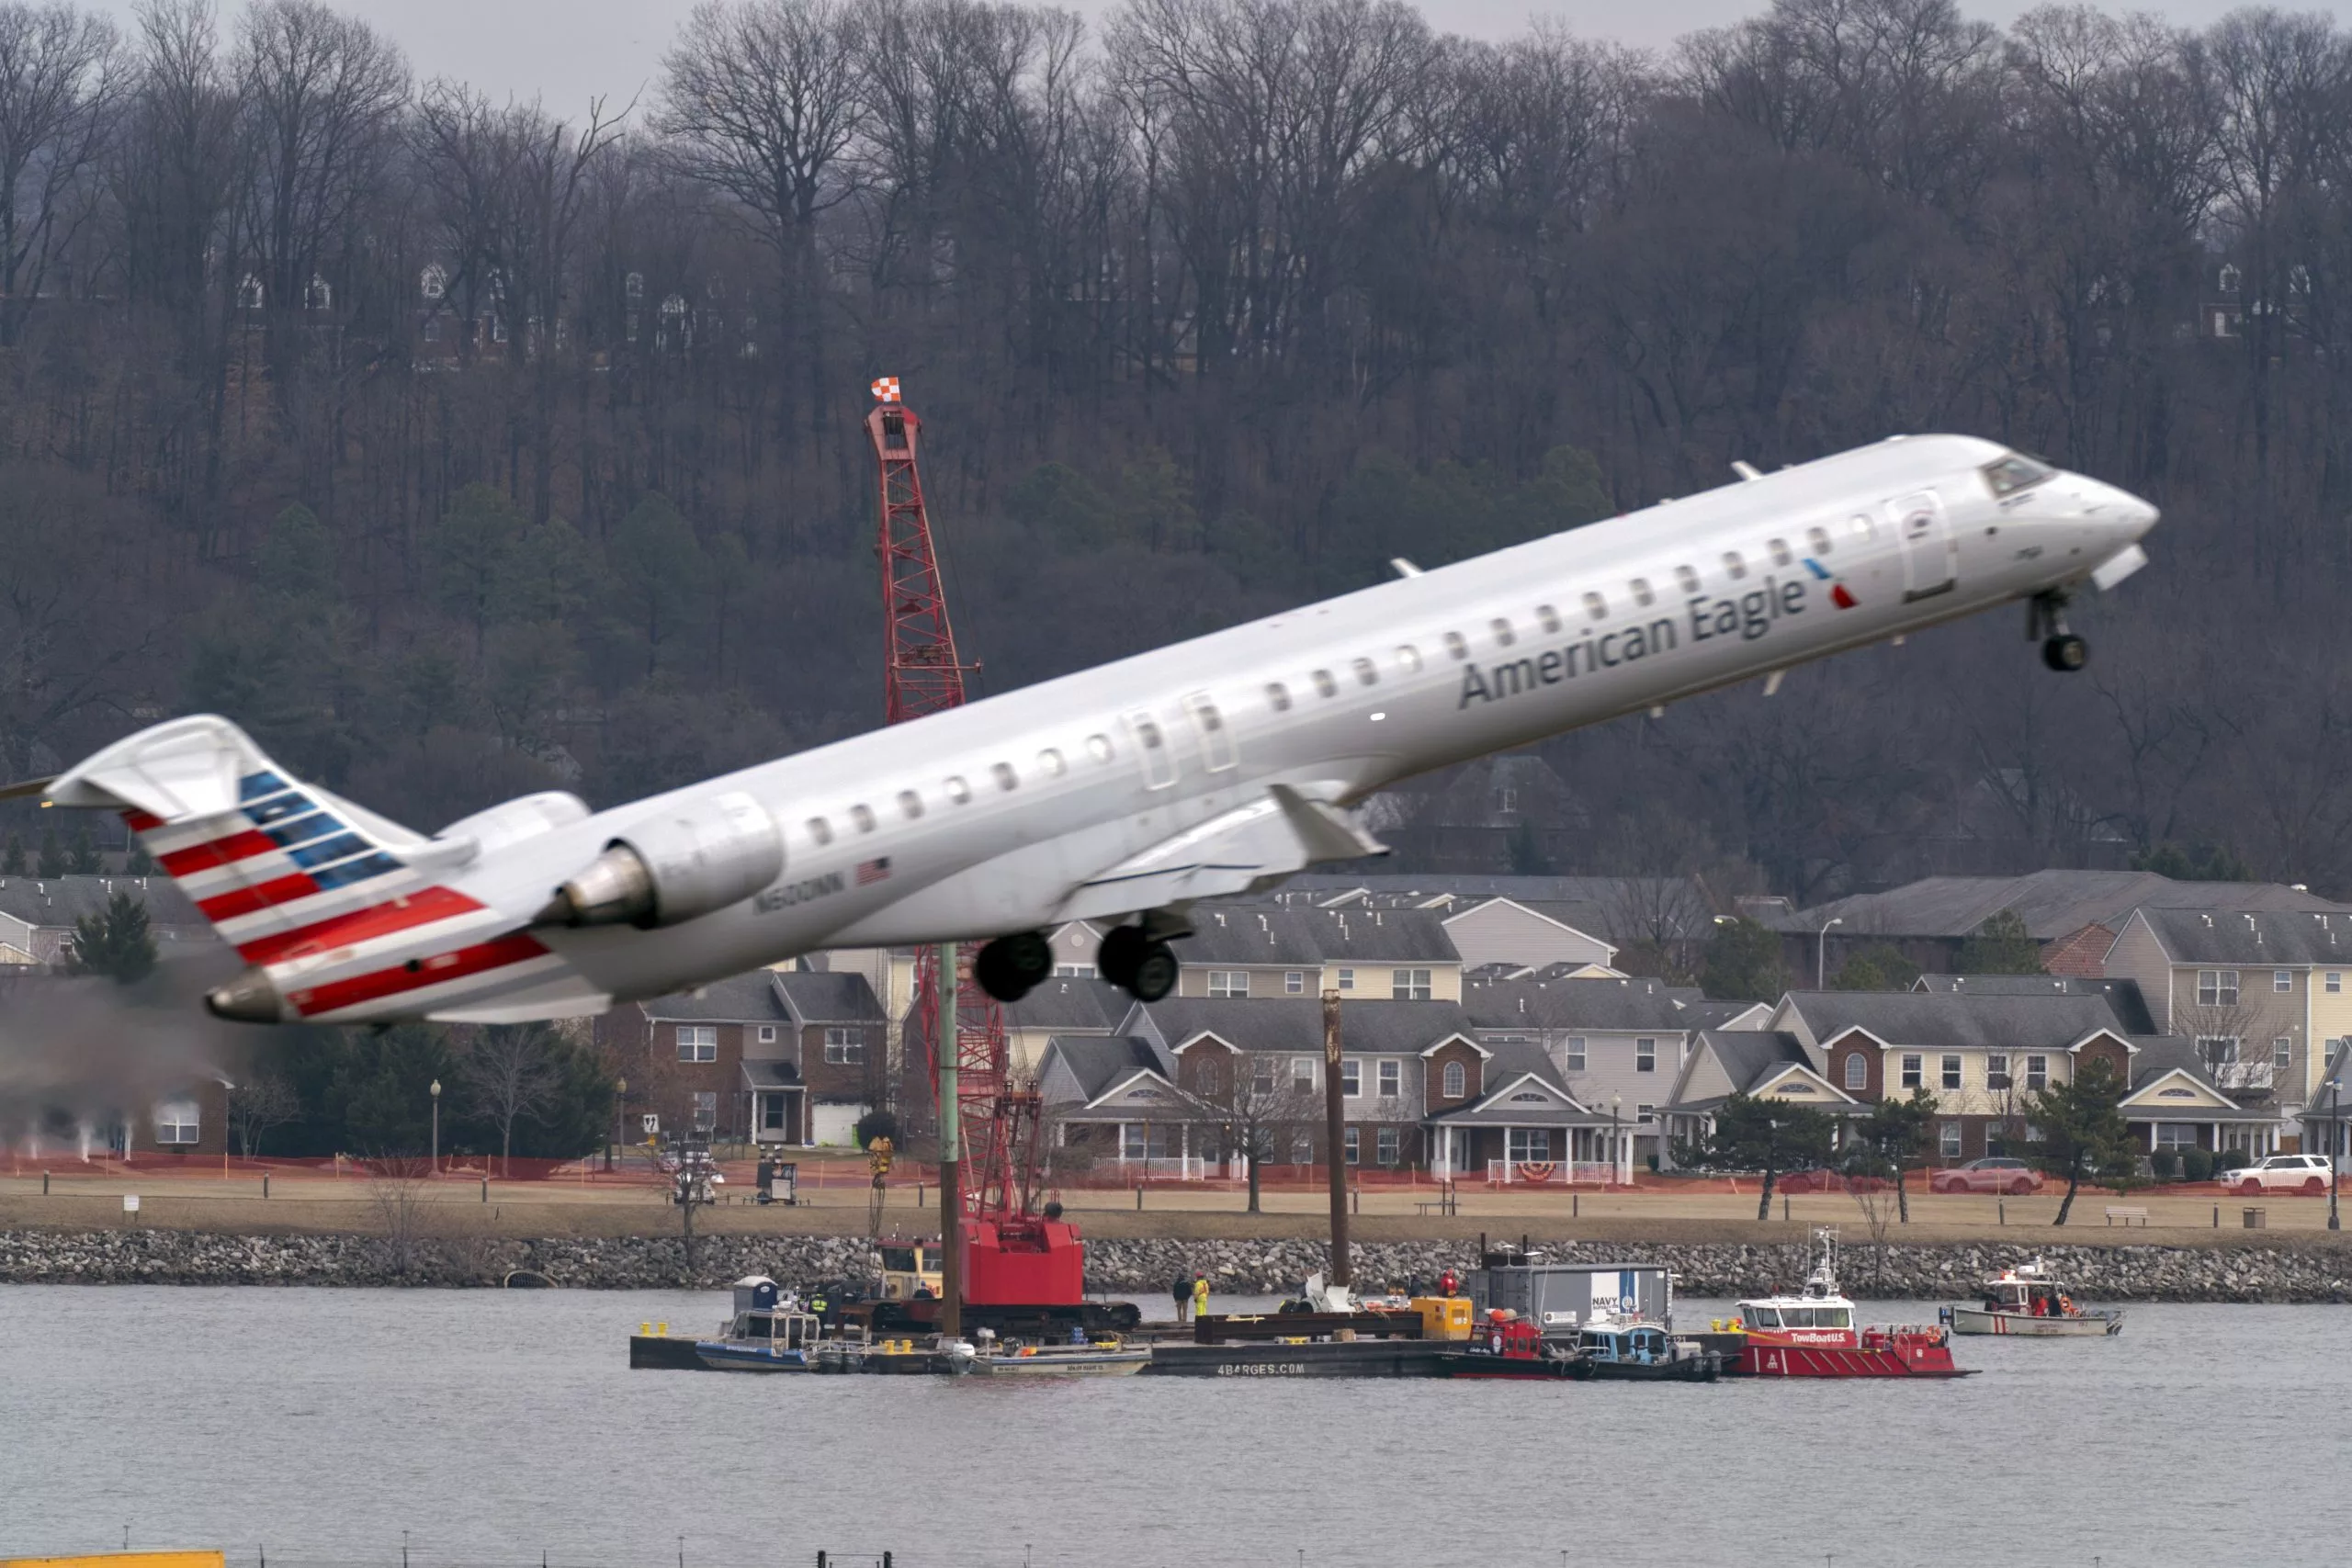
[1981,453,2054,497]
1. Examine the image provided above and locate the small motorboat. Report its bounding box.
[1572,1312,1721,1382]
[693,1277,832,1372]
[967,1328,1148,1376]
[1725,1229,1973,1378]
[1428,1311,1589,1379]
[1943,1258,2123,1337]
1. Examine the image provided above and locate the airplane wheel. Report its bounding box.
[973,940,1035,1002]
[998,931,1054,988]
[1098,925,1148,990]
[1127,941,1180,1002]
[2041,633,2088,672]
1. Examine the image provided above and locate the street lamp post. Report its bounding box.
[609,1077,627,1172]
[429,1078,441,1173]
[1816,917,1844,989]
[2328,1068,2342,1233]
[1611,1094,1623,1186]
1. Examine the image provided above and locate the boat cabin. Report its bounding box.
[723,1275,822,1347]
[1980,1264,2072,1317]
[1578,1324,1679,1365]
[1739,1301,1854,1334]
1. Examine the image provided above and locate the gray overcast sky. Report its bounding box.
[92,0,2301,113]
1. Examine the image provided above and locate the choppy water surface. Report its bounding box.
[2,1285,2344,1567]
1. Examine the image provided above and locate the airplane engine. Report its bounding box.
[538,790,784,929]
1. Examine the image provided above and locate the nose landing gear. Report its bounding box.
[1098,920,1182,1003]
[2030,592,2088,672]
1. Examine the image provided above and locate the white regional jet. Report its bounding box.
[26,434,2154,1026]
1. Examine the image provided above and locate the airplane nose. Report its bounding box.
[2093,479,2158,538]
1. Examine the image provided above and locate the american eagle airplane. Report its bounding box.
[25,434,2154,1026]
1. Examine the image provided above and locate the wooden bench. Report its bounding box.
[1415,1189,1460,1218]
[2104,1205,2149,1227]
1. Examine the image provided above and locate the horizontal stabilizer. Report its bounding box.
[1054,784,1385,923]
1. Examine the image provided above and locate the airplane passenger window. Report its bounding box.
[1351,658,1377,686]
[1135,718,1165,750]
[1489,617,1516,648]
[1630,578,1655,607]
[1851,513,1876,541]
[1395,645,1421,673]
[1770,537,1792,567]
[944,776,971,805]
[850,804,876,833]
[1806,526,1832,556]
[1675,565,1700,593]
[807,817,833,846]
[898,790,924,819]
[1039,748,1067,776]
[1722,551,1747,580]
[1537,604,1562,634]
[1582,592,1606,622]
[1087,734,1114,762]
[992,761,1019,791]
[1313,669,1338,698]
[1266,682,1292,712]
[1443,632,1468,660]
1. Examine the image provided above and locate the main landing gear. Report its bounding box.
[1097,921,1181,1003]
[973,931,1054,1002]
[2030,591,2087,672]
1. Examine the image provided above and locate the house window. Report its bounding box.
[1207,971,1249,998]
[1566,1036,1587,1072]
[1292,1057,1316,1090]
[2199,1037,2240,1075]
[1844,1054,1867,1090]
[1442,1060,1466,1098]
[1376,1127,1400,1167]
[1986,1054,2011,1091]
[2276,969,2294,993]
[2330,972,2343,995]
[1123,1125,1148,1161]
[1293,1129,1314,1162]
[1939,1121,1962,1158]
[1636,1103,1655,1123]
[677,1025,718,1063]
[2025,1055,2049,1090]
[2156,1123,2199,1150]
[1941,1055,1962,1090]
[693,1091,718,1129]
[1340,1059,1362,1098]
[1498,788,1519,813]
[1337,968,1355,991]
[761,1097,786,1131]
[1507,1128,1552,1162]
[2274,1037,2294,1073]
[1378,1060,1400,1098]
[1285,971,1305,995]
[1635,1037,1657,1073]
[2198,969,2240,1006]
[1252,1058,1276,1095]
[1343,1127,1361,1166]
[1392,968,1432,1000]
[1197,1057,1221,1097]
[153,1100,200,1146]
[756,1025,777,1044]
[1900,1054,1923,1089]
[823,1027,864,1065]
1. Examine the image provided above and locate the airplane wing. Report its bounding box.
[1052,785,1386,924]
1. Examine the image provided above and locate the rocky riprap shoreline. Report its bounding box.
[5,1228,2352,1301]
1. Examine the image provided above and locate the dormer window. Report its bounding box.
[2219,264,2241,294]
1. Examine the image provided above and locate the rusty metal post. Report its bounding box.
[1323,988,1350,1287]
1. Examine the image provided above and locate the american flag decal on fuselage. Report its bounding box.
[128,769,555,1020]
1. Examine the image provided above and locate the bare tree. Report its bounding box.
[365,1155,435,1277]
[226,1071,300,1156]
[1184,1048,1316,1213]
[456,1022,562,1175]
[0,1,119,344]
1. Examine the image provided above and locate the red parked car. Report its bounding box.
[1930,1157,2044,1195]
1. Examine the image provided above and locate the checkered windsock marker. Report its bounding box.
[871,376,900,402]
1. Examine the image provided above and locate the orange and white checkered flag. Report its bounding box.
[870,376,900,402]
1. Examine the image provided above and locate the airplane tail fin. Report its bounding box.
[48,715,435,965]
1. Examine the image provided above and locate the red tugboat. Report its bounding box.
[1725,1230,1973,1379]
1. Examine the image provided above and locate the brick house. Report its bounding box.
[619,968,883,1146]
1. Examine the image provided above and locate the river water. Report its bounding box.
[2,1285,2345,1568]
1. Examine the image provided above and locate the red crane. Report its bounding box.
[865,380,1080,1322]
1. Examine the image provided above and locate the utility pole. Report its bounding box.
[936,941,962,1337]
[1323,988,1350,1288]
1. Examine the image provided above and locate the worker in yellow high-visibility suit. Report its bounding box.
[1191,1273,1210,1320]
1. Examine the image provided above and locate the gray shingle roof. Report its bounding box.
[0,874,204,929]
[1780,871,2348,942]
[741,1060,803,1088]
[773,970,882,1023]
[1042,1035,1175,1101]
[1002,976,1131,1032]
[1698,1029,1816,1095]
[1141,997,1476,1055]
[642,972,791,1023]
[1912,974,2156,1034]
[1179,905,1460,966]
[1782,990,2131,1052]
[1462,976,1708,1032]
[2133,907,2352,966]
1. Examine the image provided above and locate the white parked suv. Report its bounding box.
[2218,1153,2337,1195]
